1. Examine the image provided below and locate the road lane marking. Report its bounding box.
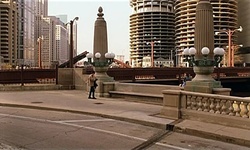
[0,113,189,150]
[0,113,52,123]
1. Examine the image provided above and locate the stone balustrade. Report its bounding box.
[161,90,250,129]
[184,91,250,118]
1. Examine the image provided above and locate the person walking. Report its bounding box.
[88,71,97,99]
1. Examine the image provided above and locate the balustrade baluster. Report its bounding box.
[234,101,241,117]
[228,100,235,116]
[209,98,215,113]
[197,97,203,111]
[187,95,192,109]
[191,96,197,110]
[203,97,209,112]
[221,100,228,115]
[248,103,250,119]
[215,99,222,114]
[241,102,249,118]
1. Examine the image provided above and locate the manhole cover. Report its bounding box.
[94,102,103,105]
[31,102,43,104]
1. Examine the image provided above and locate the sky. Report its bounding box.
[48,0,132,61]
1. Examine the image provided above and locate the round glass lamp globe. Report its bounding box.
[95,52,101,58]
[86,53,93,58]
[105,53,110,58]
[213,47,221,55]
[110,52,115,59]
[189,47,197,55]
[183,48,189,55]
[201,47,210,55]
[219,48,225,55]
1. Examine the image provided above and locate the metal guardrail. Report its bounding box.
[1,66,249,85]
[106,67,250,83]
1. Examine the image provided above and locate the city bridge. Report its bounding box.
[0,66,249,97]
[106,67,250,97]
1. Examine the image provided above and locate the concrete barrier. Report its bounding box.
[109,82,181,105]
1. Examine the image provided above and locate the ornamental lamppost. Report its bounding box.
[215,26,243,67]
[86,52,115,67]
[146,40,160,67]
[183,47,225,69]
[184,0,230,94]
[66,17,79,68]
[89,6,115,97]
[224,44,243,66]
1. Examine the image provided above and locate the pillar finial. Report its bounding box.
[97,6,104,18]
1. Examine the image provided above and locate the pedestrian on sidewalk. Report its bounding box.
[87,71,98,99]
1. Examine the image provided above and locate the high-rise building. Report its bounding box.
[16,0,35,66]
[34,0,48,16]
[34,0,48,66]
[129,0,175,67]
[56,24,68,64]
[238,0,250,66]
[40,16,67,66]
[0,0,18,65]
[73,23,78,57]
[175,0,238,66]
[56,14,67,24]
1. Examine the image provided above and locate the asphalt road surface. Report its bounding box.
[0,107,249,150]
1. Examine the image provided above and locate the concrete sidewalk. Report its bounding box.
[0,90,250,147]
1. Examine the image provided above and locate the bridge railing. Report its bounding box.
[161,90,250,130]
[107,67,250,82]
[0,65,58,85]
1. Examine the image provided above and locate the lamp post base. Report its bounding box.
[184,80,222,94]
[94,66,114,97]
[184,66,223,93]
[192,66,214,81]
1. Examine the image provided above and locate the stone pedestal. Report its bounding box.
[213,88,231,96]
[94,66,114,97]
[192,66,214,81]
[58,68,75,90]
[184,80,222,93]
[161,90,182,120]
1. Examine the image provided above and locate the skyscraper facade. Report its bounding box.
[16,0,35,66]
[56,24,68,64]
[56,14,67,24]
[0,0,18,66]
[34,0,48,66]
[238,0,250,65]
[175,0,238,66]
[40,16,68,66]
[129,0,175,67]
[34,0,48,16]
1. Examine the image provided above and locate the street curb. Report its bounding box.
[174,126,250,148]
[0,103,167,130]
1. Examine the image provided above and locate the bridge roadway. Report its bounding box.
[0,90,250,148]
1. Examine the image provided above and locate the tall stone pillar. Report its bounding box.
[194,0,214,60]
[93,7,108,63]
[93,7,114,97]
